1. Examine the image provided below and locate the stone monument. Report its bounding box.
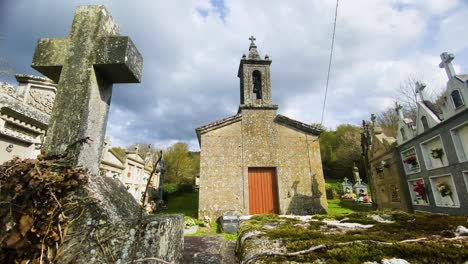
[31,5,182,263]
[341,177,352,194]
[352,165,368,195]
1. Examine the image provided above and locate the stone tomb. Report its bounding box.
[31,5,182,262]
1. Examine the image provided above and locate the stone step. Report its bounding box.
[182,236,238,264]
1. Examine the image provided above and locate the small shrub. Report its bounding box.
[163,183,179,195]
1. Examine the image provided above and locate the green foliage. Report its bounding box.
[326,199,356,215]
[163,183,179,195]
[163,142,199,186]
[111,147,127,160]
[325,180,342,199]
[158,192,198,218]
[320,125,365,181]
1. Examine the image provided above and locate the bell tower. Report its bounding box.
[238,36,276,110]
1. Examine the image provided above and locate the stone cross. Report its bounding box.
[249,35,256,45]
[415,81,426,101]
[343,177,349,184]
[439,52,456,79]
[31,5,143,175]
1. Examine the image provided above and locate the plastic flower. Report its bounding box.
[413,182,425,196]
[436,182,451,197]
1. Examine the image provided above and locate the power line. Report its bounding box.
[320,0,339,126]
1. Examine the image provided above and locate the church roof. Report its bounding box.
[195,114,242,143]
[455,74,468,82]
[422,100,443,121]
[274,114,323,135]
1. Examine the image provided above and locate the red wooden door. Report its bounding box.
[248,167,279,215]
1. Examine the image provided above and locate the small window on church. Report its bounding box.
[451,89,464,109]
[400,128,407,141]
[252,70,262,99]
[421,116,429,131]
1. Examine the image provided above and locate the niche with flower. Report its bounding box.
[429,175,459,207]
[421,136,447,169]
[409,180,428,205]
[401,147,420,174]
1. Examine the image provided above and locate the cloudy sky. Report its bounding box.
[0,0,467,150]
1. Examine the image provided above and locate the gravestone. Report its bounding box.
[32,5,142,176]
[31,5,183,263]
[341,177,353,194]
[352,165,368,195]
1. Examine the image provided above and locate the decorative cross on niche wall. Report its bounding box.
[439,52,456,79]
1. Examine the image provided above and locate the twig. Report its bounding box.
[125,257,172,264]
[400,237,427,243]
[35,163,42,176]
[242,245,325,264]
[95,233,112,264]
[49,188,68,219]
[57,222,63,241]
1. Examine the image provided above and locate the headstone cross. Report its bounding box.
[343,177,349,184]
[415,81,426,101]
[31,5,143,175]
[439,52,456,79]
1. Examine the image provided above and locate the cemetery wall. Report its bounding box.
[397,109,468,215]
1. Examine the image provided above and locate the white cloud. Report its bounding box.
[1,0,467,150]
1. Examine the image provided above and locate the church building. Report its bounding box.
[196,37,327,219]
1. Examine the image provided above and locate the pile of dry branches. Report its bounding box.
[0,156,88,263]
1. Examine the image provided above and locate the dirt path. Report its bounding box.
[182,236,238,264]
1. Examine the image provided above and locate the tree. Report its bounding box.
[320,124,364,181]
[376,107,398,137]
[163,142,199,186]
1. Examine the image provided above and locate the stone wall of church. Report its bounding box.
[276,124,328,214]
[198,120,244,219]
[199,109,327,220]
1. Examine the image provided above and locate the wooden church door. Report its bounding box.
[248,167,279,215]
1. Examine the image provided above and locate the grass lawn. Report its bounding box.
[158,192,198,218]
[327,198,356,215]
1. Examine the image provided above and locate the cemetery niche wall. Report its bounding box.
[394,52,468,215]
[196,37,327,220]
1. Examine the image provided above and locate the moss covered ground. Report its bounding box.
[238,212,468,263]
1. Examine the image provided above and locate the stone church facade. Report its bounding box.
[196,37,327,219]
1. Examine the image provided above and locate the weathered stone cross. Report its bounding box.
[415,81,427,101]
[31,5,143,175]
[439,52,456,79]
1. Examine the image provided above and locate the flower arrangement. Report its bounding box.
[413,182,425,197]
[403,155,418,166]
[436,182,451,197]
[431,148,444,159]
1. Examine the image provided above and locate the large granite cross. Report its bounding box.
[439,52,456,79]
[31,5,142,175]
